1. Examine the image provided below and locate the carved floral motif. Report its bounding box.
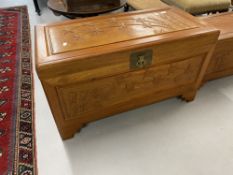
[48,10,197,53]
[61,12,194,39]
[59,57,202,119]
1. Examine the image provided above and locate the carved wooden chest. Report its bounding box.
[35,7,219,139]
[201,13,233,81]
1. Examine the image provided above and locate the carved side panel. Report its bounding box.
[57,56,203,120]
[207,39,233,74]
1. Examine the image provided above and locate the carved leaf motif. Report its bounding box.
[58,11,196,45]
[60,57,203,119]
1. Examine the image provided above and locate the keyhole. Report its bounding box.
[137,55,146,68]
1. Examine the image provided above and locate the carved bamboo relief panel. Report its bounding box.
[58,56,204,120]
[46,9,198,54]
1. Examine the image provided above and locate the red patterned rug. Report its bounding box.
[0,6,36,175]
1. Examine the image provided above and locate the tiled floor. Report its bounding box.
[1,1,233,175]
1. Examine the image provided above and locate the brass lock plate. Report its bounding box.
[130,49,153,69]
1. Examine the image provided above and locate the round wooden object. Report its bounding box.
[47,0,127,18]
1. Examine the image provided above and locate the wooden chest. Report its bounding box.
[35,7,219,139]
[201,13,233,81]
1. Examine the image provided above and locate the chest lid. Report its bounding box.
[35,7,219,78]
[47,8,199,55]
[201,13,233,39]
[37,8,204,56]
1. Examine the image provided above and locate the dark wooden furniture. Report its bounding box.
[200,13,233,81]
[33,0,41,15]
[35,7,219,139]
[47,0,128,18]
